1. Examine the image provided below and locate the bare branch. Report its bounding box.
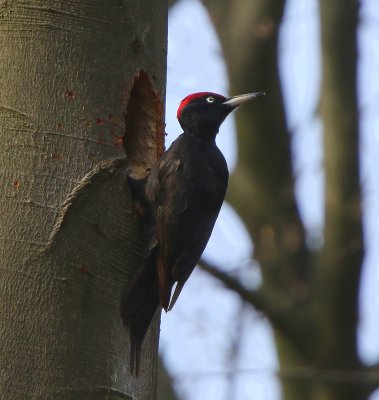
[199,260,268,312]
[173,365,379,387]
[198,260,305,342]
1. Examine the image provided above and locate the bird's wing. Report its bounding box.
[166,212,219,310]
[146,137,228,310]
[171,212,218,283]
[151,156,190,309]
[153,160,223,310]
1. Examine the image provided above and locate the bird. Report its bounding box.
[121,90,265,375]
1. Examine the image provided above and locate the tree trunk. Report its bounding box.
[157,357,180,400]
[0,1,167,399]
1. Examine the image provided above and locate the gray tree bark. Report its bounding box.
[0,1,167,399]
[157,357,180,400]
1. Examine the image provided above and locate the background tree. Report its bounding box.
[163,1,379,399]
[0,1,167,398]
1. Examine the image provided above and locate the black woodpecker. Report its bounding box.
[121,91,265,374]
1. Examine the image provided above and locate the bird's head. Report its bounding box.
[177,91,265,139]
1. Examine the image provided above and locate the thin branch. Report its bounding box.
[172,365,379,386]
[199,260,269,313]
[198,259,299,339]
[224,303,247,400]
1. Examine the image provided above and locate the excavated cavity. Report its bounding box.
[123,70,164,178]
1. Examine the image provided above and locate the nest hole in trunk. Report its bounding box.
[123,70,165,178]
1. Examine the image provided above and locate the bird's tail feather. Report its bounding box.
[167,282,184,311]
[120,249,160,375]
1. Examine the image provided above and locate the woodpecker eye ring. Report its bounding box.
[206,96,215,103]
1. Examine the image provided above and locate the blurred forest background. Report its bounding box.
[158,1,379,400]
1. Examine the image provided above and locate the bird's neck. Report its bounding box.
[183,128,218,143]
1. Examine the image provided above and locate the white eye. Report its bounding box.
[206,96,215,103]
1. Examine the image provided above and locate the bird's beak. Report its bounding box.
[223,92,266,108]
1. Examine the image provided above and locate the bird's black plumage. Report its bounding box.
[147,131,229,310]
[121,91,265,375]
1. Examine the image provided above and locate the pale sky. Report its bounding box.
[161,1,379,399]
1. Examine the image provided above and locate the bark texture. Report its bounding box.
[157,357,180,400]
[0,1,167,399]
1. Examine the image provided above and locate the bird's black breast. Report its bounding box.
[146,134,228,211]
[145,134,228,273]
